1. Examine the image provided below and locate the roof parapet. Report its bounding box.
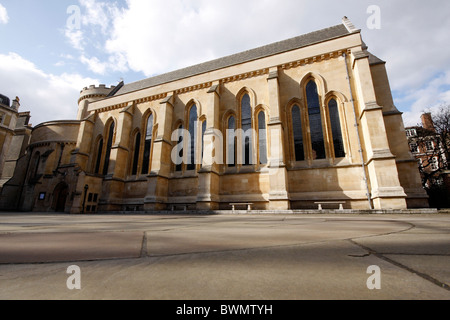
[342,16,360,33]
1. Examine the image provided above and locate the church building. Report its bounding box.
[0,17,429,213]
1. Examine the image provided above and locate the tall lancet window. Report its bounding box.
[241,94,252,166]
[227,116,237,167]
[187,104,198,171]
[200,119,207,167]
[258,111,268,165]
[292,105,305,161]
[94,139,103,174]
[306,81,326,160]
[328,98,345,158]
[103,121,115,175]
[131,132,141,175]
[175,124,183,172]
[142,114,154,175]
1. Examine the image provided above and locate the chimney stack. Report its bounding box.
[12,96,20,111]
[421,113,435,132]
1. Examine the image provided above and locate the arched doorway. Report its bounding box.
[53,182,69,212]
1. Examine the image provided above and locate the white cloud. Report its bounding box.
[59,0,450,127]
[400,71,450,126]
[0,3,8,24]
[65,0,119,51]
[80,54,107,74]
[64,0,125,75]
[65,28,84,51]
[0,52,99,125]
[104,0,311,76]
[79,0,120,34]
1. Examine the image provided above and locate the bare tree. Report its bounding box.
[432,105,450,170]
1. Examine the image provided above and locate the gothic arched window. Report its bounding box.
[187,104,198,171]
[94,138,103,174]
[176,124,183,172]
[328,98,345,158]
[258,111,268,165]
[131,132,141,176]
[142,114,154,174]
[200,119,207,167]
[291,105,305,161]
[306,81,326,160]
[103,121,115,175]
[227,116,237,167]
[241,94,252,166]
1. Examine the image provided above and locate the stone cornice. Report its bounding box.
[91,48,353,115]
[28,141,76,150]
[359,101,383,119]
[78,93,107,104]
[219,69,269,85]
[95,93,168,114]
[0,126,15,134]
[279,49,351,71]
[383,110,403,117]
[111,143,129,152]
[365,148,396,166]
[175,82,213,95]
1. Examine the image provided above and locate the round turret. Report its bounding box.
[77,84,116,120]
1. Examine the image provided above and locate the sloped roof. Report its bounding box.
[115,23,352,96]
[0,94,10,107]
[368,52,385,65]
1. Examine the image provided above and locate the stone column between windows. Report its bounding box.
[144,94,174,210]
[197,82,221,210]
[267,67,290,210]
[350,49,407,209]
[101,104,133,211]
[71,113,95,171]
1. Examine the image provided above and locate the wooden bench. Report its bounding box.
[229,203,254,212]
[314,201,345,211]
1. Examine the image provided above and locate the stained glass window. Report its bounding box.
[131,133,140,175]
[258,111,267,165]
[328,99,345,158]
[201,120,207,167]
[94,139,103,174]
[103,121,115,175]
[241,94,252,166]
[292,105,305,161]
[142,114,154,174]
[187,105,198,171]
[228,116,236,167]
[306,81,326,160]
[176,124,183,172]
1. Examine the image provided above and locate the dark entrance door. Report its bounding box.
[53,183,69,212]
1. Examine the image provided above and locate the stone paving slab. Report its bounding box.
[0,240,448,300]
[0,213,449,300]
[0,232,143,264]
[146,219,411,256]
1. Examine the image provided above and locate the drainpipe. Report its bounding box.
[343,52,373,210]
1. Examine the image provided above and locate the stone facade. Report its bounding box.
[0,18,429,213]
[0,96,32,191]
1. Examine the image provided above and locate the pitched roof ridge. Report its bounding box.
[115,22,352,96]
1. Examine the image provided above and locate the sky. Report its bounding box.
[0,0,449,126]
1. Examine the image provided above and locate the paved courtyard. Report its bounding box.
[0,212,449,300]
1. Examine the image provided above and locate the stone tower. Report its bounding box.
[77,84,121,120]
